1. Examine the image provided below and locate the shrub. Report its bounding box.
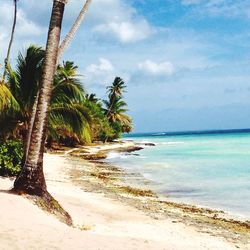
[0,140,23,176]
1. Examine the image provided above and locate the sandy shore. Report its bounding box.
[0,144,249,249]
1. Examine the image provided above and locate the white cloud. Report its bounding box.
[16,11,44,37]
[0,1,45,65]
[86,58,114,74]
[93,20,153,43]
[138,60,174,76]
[89,0,154,43]
[0,2,43,38]
[84,58,115,86]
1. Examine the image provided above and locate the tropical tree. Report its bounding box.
[57,0,92,63]
[85,93,99,104]
[3,46,44,140]
[84,93,115,141]
[1,45,91,147]
[26,0,93,151]
[2,0,18,82]
[0,0,18,115]
[13,0,67,196]
[104,96,132,131]
[107,77,126,99]
[49,61,91,144]
[0,82,18,114]
[103,77,132,139]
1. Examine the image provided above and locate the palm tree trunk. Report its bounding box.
[24,0,92,156]
[57,0,92,63]
[23,93,39,161]
[2,0,17,82]
[14,0,66,195]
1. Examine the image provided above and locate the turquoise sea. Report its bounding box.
[105,130,250,219]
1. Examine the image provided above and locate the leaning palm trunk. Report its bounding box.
[57,0,92,63]
[25,0,92,156]
[14,0,66,195]
[23,93,39,161]
[2,0,17,82]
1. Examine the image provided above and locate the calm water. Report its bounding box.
[105,131,250,218]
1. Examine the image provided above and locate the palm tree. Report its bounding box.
[13,0,67,195]
[86,93,102,104]
[0,0,18,116]
[0,82,18,113]
[49,61,91,144]
[2,0,18,82]
[57,0,92,63]
[6,45,44,134]
[104,96,132,126]
[107,77,126,99]
[2,45,91,146]
[103,77,133,139]
[27,0,92,153]
[83,93,114,141]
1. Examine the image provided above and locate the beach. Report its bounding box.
[0,142,249,250]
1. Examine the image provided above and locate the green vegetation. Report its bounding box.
[0,140,23,176]
[1,46,91,144]
[103,77,132,140]
[0,45,133,176]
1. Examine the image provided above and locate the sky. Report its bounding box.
[1,0,250,133]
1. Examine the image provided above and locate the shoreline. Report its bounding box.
[64,150,250,242]
[64,142,250,241]
[68,141,250,223]
[0,142,249,249]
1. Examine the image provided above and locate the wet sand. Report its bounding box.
[0,143,249,249]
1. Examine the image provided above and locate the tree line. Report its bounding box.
[1,45,132,145]
[0,0,132,200]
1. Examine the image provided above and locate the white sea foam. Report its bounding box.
[106,152,127,159]
[151,132,166,136]
[142,173,152,179]
[159,141,185,145]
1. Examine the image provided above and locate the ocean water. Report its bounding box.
[105,131,250,219]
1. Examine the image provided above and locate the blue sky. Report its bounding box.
[1,0,250,132]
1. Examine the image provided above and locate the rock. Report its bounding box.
[144,143,156,146]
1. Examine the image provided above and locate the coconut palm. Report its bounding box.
[4,46,44,138]
[57,0,92,63]
[49,61,91,144]
[0,45,44,141]
[2,46,91,144]
[2,0,18,81]
[0,82,18,112]
[103,79,133,139]
[85,93,99,104]
[13,0,67,195]
[104,96,132,126]
[83,93,115,141]
[27,0,92,152]
[107,77,126,100]
[0,0,18,115]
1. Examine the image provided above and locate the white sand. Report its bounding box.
[0,153,247,250]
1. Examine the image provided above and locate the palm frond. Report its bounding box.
[49,102,92,142]
[0,82,19,112]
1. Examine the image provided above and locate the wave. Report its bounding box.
[106,152,128,160]
[142,173,153,179]
[159,141,185,145]
[151,132,166,136]
[136,140,155,145]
